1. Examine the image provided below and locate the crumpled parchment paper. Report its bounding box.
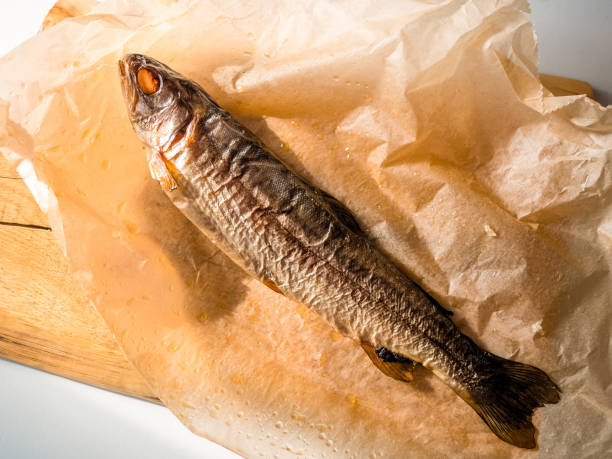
[1,0,611,457]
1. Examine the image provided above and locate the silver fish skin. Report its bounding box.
[119,53,560,449]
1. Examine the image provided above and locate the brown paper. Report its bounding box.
[1,0,611,457]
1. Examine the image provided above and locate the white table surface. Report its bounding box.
[0,1,610,458]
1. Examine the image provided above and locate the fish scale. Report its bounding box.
[172,99,470,374]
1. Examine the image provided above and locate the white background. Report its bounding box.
[0,1,610,458]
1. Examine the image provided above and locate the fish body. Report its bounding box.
[119,54,560,449]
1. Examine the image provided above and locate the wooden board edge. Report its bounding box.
[540,73,595,99]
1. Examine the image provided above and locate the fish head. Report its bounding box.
[118,53,199,157]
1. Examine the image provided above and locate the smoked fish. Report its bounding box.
[119,54,560,448]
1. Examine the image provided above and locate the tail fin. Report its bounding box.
[460,354,561,449]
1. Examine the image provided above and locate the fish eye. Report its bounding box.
[137,67,160,95]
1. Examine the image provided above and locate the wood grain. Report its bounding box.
[0,163,159,402]
[0,177,50,229]
[0,0,158,403]
[0,0,598,404]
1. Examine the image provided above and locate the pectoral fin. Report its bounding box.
[361,343,417,383]
[147,149,178,192]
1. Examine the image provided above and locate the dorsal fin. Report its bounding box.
[262,278,283,295]
[361,343,417,383]
[317,187,452,318]
[318,189,366,236]
[316,187,453,317]
[416,284,453,316]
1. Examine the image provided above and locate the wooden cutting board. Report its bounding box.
[0,158,158,403]
[0,1,157,403]
[0,0,596,403]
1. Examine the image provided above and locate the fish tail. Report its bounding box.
[459,353,561,449]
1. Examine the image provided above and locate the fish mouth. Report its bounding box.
[119,53,147,79]
[118,57,138,113]
[118,58,127,78]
